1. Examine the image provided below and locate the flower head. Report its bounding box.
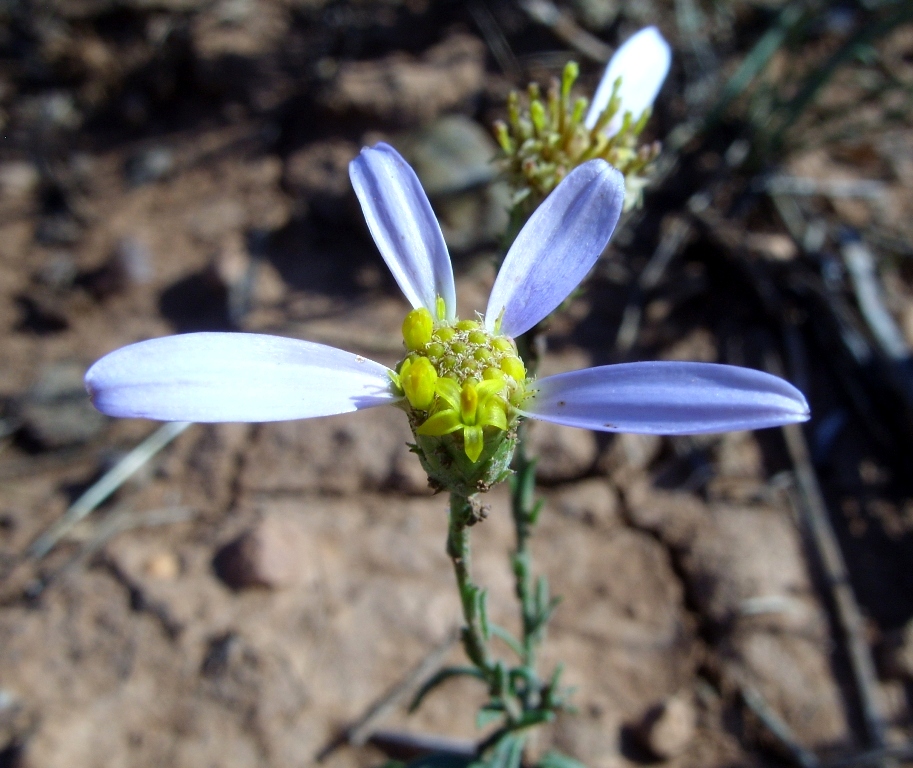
[496,26,671,212]
[86,143,809,496]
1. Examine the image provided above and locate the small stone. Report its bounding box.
[36,252,79,291]
[744,232,799,261]
[15,91,82,131]
[572,0,619,31]
[433,185,511,253]
[144,552,181,580]
[114,237,155,285]
[214,515,316,590]
[714,431,764,478]
[0,161,40,199]
[399,115,498,197]
[82,237,155,298]
[633,694,697,759]
[124,146,174,187]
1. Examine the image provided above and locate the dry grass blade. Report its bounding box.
[27,421,192,560]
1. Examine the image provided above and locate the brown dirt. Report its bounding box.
[1,2,912,767]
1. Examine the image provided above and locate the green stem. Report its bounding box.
[448,493,494,675]
[511,427,538,668]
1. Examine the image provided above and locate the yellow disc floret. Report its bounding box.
[402,307,434,351]
[393,306,529,463]
[495,61,661,214]
[400,356,438,410]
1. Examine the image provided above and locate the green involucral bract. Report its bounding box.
[496,62,660,214]
[391,307,529,494]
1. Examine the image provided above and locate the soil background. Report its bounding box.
[1,1,912,766]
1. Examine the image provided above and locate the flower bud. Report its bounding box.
[402,356,437,410]
[402,307,433,350]
[500,355,526,381]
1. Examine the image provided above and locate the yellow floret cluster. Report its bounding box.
[392,307,528,463]
[495,61,659,215]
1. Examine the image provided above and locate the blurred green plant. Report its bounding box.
[707,0,913,161]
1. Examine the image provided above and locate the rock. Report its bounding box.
[124,146,174,187]
[144,552,181,580]
[433,185,511,253]
[549,478,621,529]
[322,34,485,125]
[18,362,107,450]
[0,161,40,200]
[36,252,79,291]
[82,237,155,298]
[632,694,697,759]
[395,116,510,251]
[399,115,498,197]
[0,686,28,761]
[283,139,358,219]
[624,486,824,631]
[525,419,599,482]
[113,237,155,285]
[214,515,317,590]
[572,0,619,31]
[14,91,82,132]
[744,232,799,261]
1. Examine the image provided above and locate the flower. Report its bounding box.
[584,26,672,136]
[86,144,809,494]
[495,27,671,212]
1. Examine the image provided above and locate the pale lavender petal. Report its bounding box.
[521,361,809,434]
[485,160,624,338]
[349,143,456,319]
[584,26,672,134]
[85,333,400,422]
